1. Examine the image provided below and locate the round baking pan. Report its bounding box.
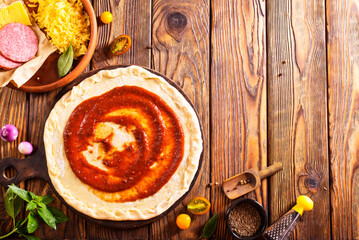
[0,65,204,228]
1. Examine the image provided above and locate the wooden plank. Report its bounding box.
[92,0,151,69]
[327,0,359,239]
[150,0,210,239]
[211,0,266,239]
[267,0,330,239]
[0,89,28,158]
[0,88,28,237]
[88,0,152,239]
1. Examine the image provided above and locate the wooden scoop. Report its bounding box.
[223,162,283,199]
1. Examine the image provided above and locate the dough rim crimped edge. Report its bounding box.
[43,65,203,221]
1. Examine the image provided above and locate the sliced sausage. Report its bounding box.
[0,53,22,69]
[0,23,38,63]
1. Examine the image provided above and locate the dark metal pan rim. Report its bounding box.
[0,64,204,229]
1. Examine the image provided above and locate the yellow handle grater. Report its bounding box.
[262,195,314,240]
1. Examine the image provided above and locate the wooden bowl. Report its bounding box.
[8,0,97,93]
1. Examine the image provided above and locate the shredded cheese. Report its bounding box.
[30,0,90,58]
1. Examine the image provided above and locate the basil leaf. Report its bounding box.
[200,214,218,239]
[38,202,47,209]
[27,212,38,234]
[29,192,36,200]
[16,218,26,229]
[38,195,55,205]
[57,43,74,78]
[23,235,40,240]
[37,206,56,229]
[8,184,31,202]
[4,187,23,220]
[48,207,69,223]
[34,196,41,202]
[26,201,37,211]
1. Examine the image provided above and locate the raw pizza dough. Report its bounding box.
[44,66,203,221]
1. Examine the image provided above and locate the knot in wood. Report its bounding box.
[305,177,319,190]
[166,12,188,41]
[167,12,187,30]
[298,173,321,195]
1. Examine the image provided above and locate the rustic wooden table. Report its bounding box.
[1,0,358,239]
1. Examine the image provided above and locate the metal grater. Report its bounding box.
[262,210,300,240]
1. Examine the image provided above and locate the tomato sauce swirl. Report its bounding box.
[63,86,184,202]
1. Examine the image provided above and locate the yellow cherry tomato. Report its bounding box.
[187,197,211,215]
[100,11,113,24]
[110,35,132,55]
[176,214,191,230]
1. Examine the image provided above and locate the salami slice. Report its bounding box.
[0,23,38,63]
[0,53,22,69]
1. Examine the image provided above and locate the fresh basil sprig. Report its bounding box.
[57,43,74,78]
[0,184,68,240]
[4,188,23,226]
[200,214,218,239]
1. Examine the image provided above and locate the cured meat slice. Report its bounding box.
[0,53,21,69]
[0,23,38,63]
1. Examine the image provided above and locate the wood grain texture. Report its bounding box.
[0,89,28,238]
[327,0,359,239]
[150,0,210,239]
[88,0,152,239]
[267,0,330,239]
[2,1,358,239]
[211,0,266,239]
[92,0,151,69]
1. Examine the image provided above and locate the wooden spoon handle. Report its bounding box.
[258,162,283,180]
[0,144,49,186]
